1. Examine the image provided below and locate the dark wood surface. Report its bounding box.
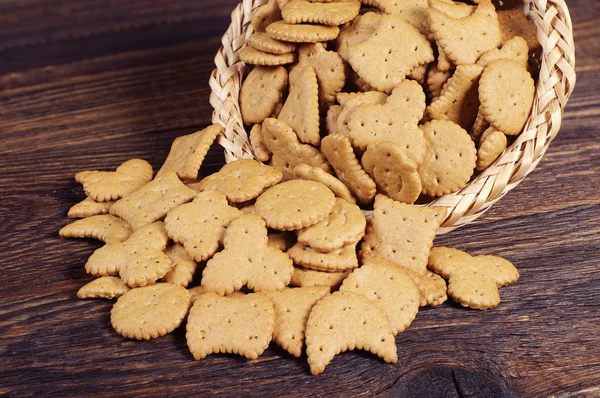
[1,0,599,396]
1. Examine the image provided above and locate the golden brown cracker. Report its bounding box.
[266,20,341,43]
[248,32,297,55]
[305,291,397,375]
[249,124,272,162]
[281,0,361,26]
[198,159,282,203]
[251,0,283,33]
[417,120,477,196]
[76,159,153,202]
[164,190,242,262]
[164,243,198,287]
[157,125,223,180]
[241,66,289,125]
[293,163,356,204]
[110,170,197,230]
[497,8,540,52]
[60,214,132,244]
[336,91,388,137]
[68,197,114,219]
[476,127,507,171]
[239,45,297,66]
[427,64,453,100]
[325,104,342,135]
[268,231,297,252]
[291,266,350,289]
[201,214,294,295]
[291,50,346,108]
[477,36,529,69]
[186,292,274,360]
[287,242,359,272]
[77,276,130,299]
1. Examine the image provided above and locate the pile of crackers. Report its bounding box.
[58,0,536,376]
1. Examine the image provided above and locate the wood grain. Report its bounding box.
[1,0,599,396]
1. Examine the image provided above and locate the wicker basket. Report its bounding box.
[209,0,576,234]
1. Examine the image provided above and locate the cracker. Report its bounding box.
[59,214,132,244]
[290,50,346,108]
[239,45,297,66]
[186,292,275,359]
[320,133,377,204]
[261,118,331,180]
[427,0,501,66]
[305,291,397,375]
[255,179,336,231]
[361,142,422,204]
[201,213,294,295]
[198,159,282,203]
[259,286,330,357]
[291,266,350,289]
[268,231,297,252]
[428,246,519,309]
[187,286,247,303]
[77,276,130,299]
[164,190,242,262]
[347,14,433,93]
[436,44,453,72]
[75,159,153,202]
[360,194,447,274]
[85,222,172,286]
[163,243,198,287]
[347,69,375,92]
[251,0,283,33]
[297,198,365,252]
[479,59,535,135]
[111,283,191,340]
[477,36,529,69]
[408,63,428,85]
[293,164,356,204]
[497,9,540,52]
[325,104,342,135]
[347,80,427,163]
[429,0,474,19]
[427,64,484,130]
[68,197,114,218]
[340,260,420,335]
[336,91,388,137]
[110,170,197,230]
[476,127,507,171]
[287,242,359,272]
[370,0,429,34]
[470,107,490,141]
[297,42,327,59]
[248,32,297,55]
[241,66,289,125]
[417,120,477,196]
[266,20,340,43]
[156,125,223,180]
[281,0,361,27]
[249,124,271,162]
[426,64,453,99]
[404,268,447,307]
[278,65,321,146]
[336,11,382,62]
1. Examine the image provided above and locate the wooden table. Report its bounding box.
[1,0,598,396]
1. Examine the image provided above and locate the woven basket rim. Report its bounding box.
[209,0,576,234]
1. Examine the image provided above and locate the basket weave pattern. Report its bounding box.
[209,0,576,233]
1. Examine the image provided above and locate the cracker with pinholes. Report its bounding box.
[59,214,132,244]
[291,266,350,290]
[479,58,535,136]
[296,198,365,253]
[255,179,336,231]
[293,164,356,204]
[75,159,153,202]
[201,214,294,295]
[428,0,474,19]
[426,64,484,130]
[361,142,422,205]
[156,125,223,180]
[77,276,130,300]
[164,191,242,262]
[336,12,382,63]
[336,91,388,137]
[266,20,341,43]
[259,286,330,357]
[477,36,529,69]
[241,66,288,125]
[186,292,275,360]
[287,242,359,272]
[251,0,283,33]
[68,197,114,219]
[347,14,433,93]
[497,8,540,53]
[476,127,507,171]
[85,222,172,287]
[347,80,427,163]
[340,260,420,335]
[198,159,282,203]
[239,46,297,66]
[360,194,447,274]
[305,291,397,375]
[417,120,477,196]
[110,170,197,230]
[427,0,501,66]
[428,246,519,310]
[282,0,361,27]
[278,65,321,146]
[163,243,198,287]
[111,283,191,340]
[320,133,376,204]
[369,0,429,34]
